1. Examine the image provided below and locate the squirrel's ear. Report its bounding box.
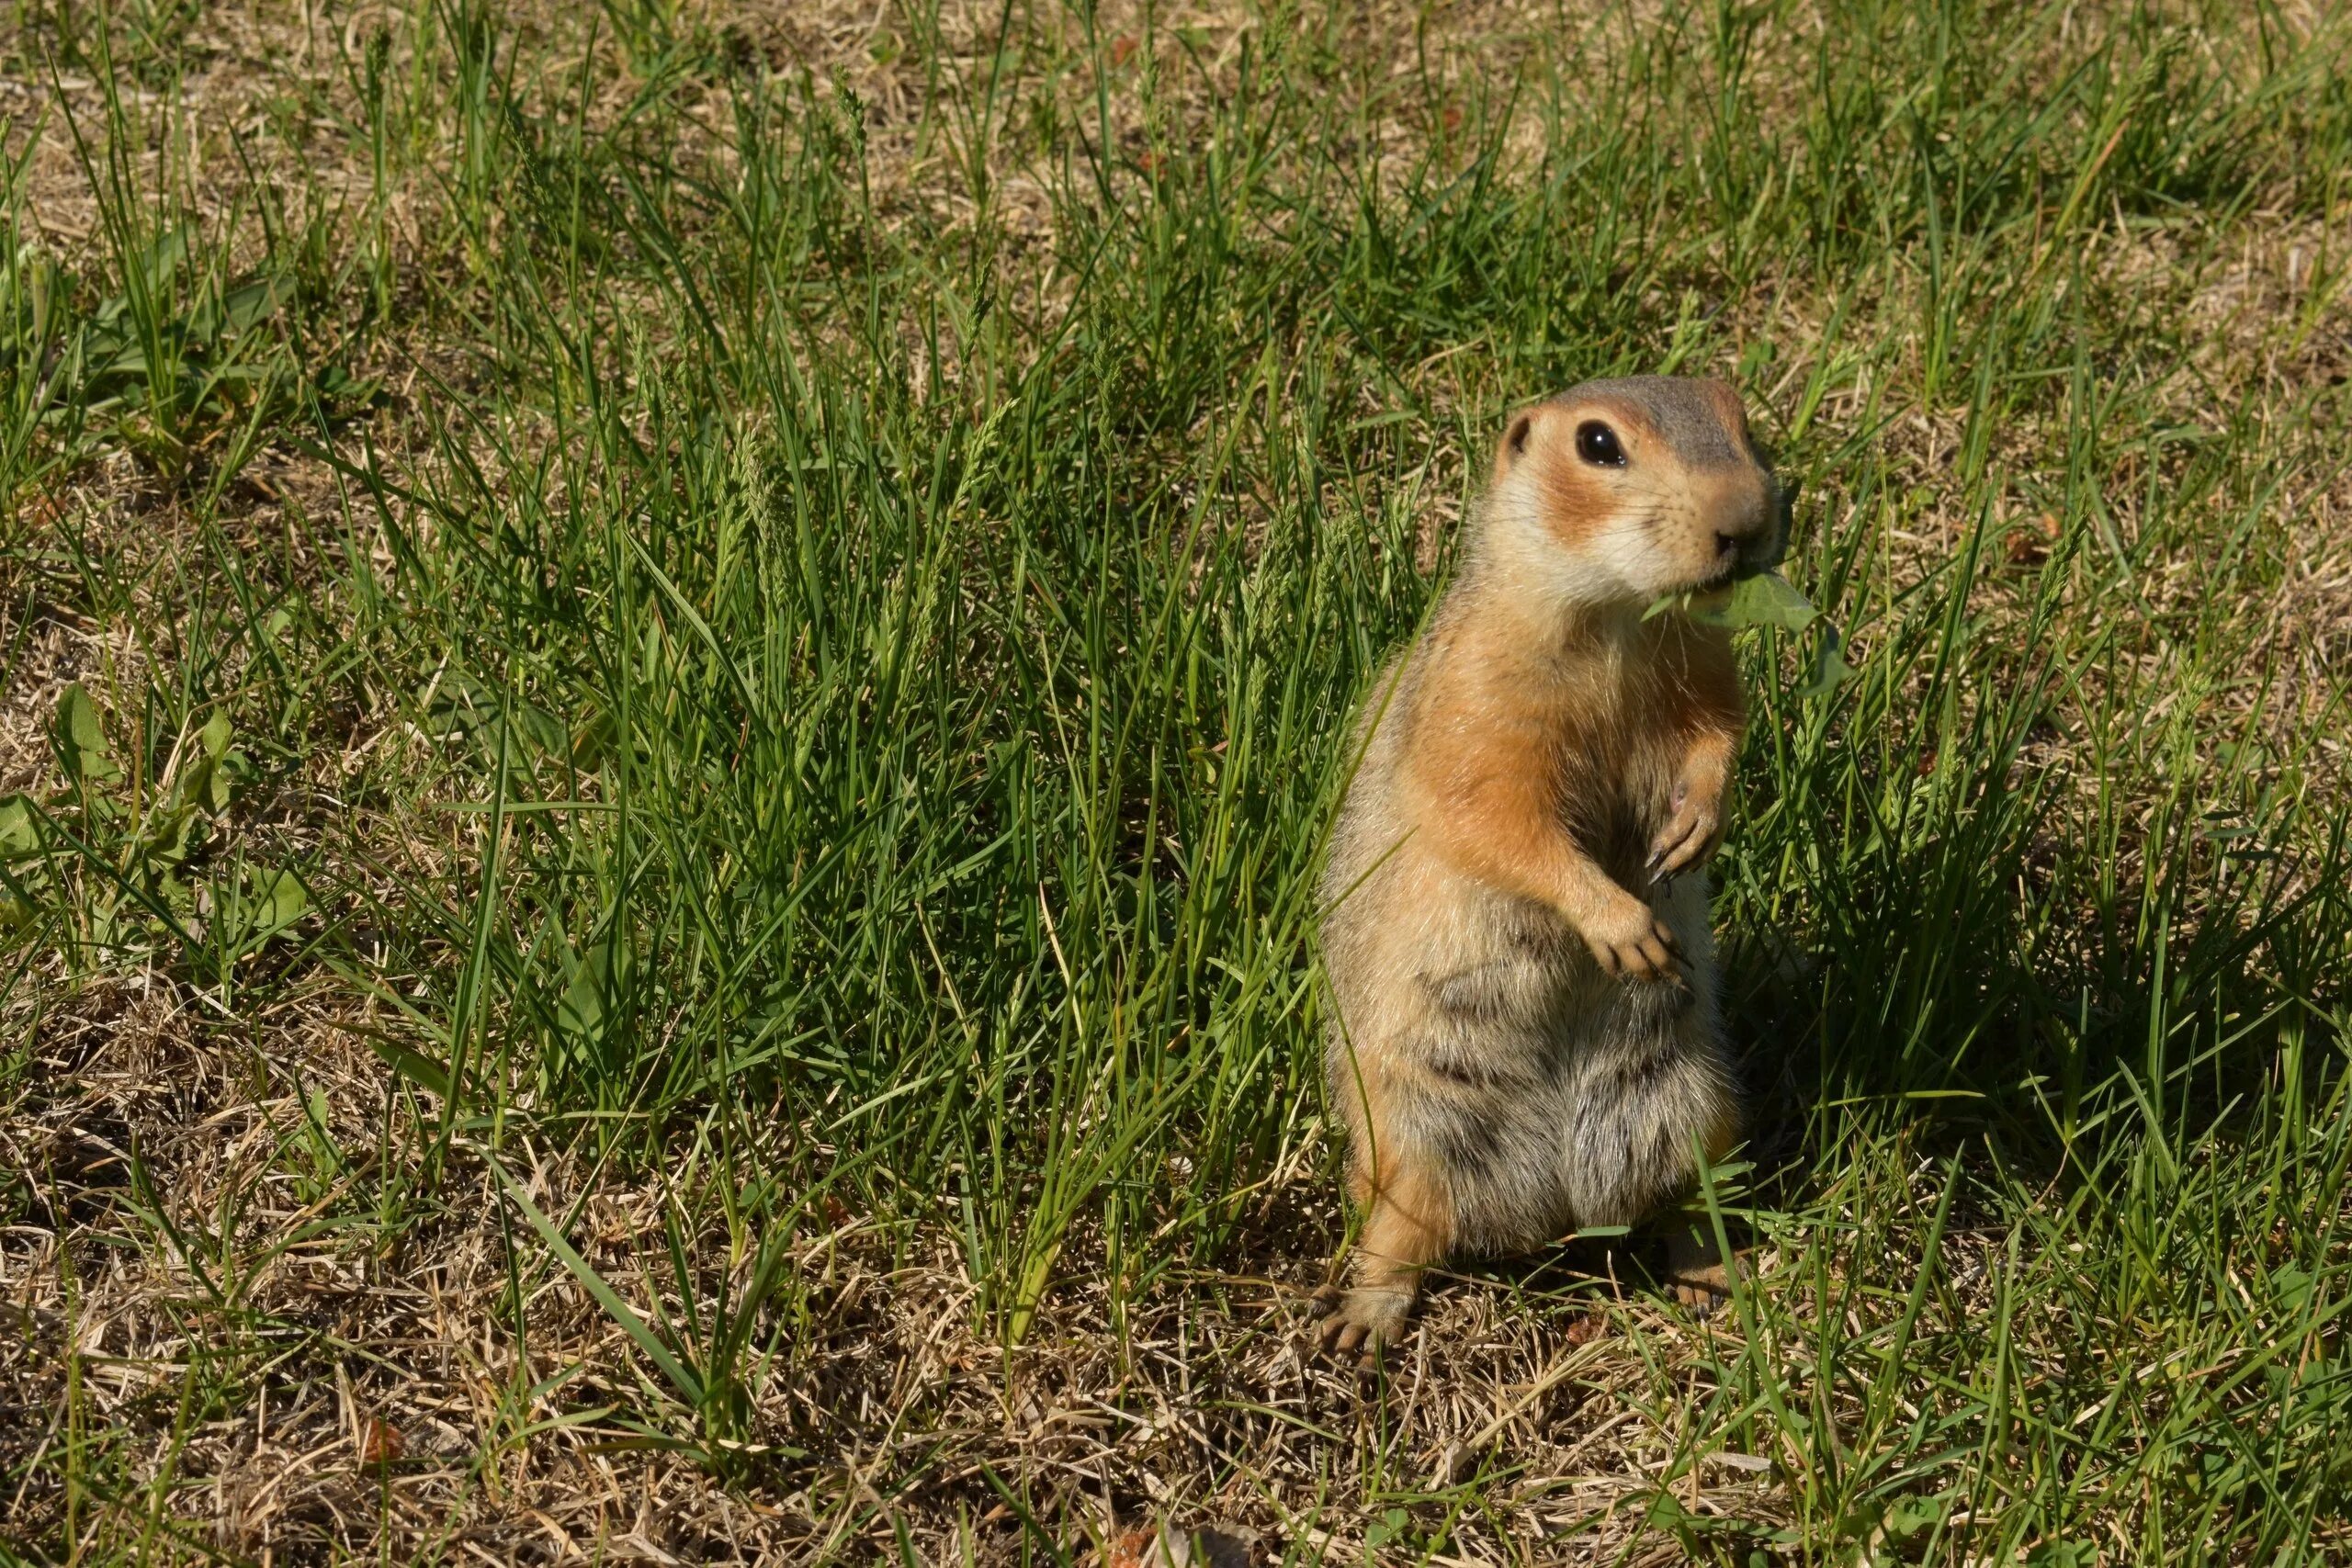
[1497,409,1538,476]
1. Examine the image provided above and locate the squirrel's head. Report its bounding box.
[1484,376,1785,607]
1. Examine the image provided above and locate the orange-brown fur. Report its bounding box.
[1314,377,1781,1359]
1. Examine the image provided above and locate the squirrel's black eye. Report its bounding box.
[1577,421,1625,467]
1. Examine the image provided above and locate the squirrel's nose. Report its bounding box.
[1723,472,1784,558]
[1714,485,1772,544]
[1696,468,1784,568]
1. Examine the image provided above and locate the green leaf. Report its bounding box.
[1881,1494,1947,1541]
[24,254,62,344]
[570,707,618,771]
[510,702,570,761]
[2273,1265,2315,1314]
[344,1023,454,1100]
[2024,1543,2094,1568]
[312,364,387,412]
[556,936,612,1046]
[420,671,494,739]
[170,756,211,813]
[166,715,235,817]
[245,868,307,932]
[139,801,205,867]
[134,230,189,296]
[1686,570,1821,631]
[180,271,285,350]
[1795,626,1856,702]
[218,275,286,338]
[490,1157,707,1407]
[218,866,309,953]
[1364,1506,1411,1547]
[1649,576,1852,705]
[0,795,40,859]
[54,683,120,784]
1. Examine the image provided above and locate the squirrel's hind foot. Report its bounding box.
[1662,1227,1740,1319]
[1310,1283,1416,1364]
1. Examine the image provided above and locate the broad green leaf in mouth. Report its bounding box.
[1646,570,1818,630]
[1646,571,1853,699]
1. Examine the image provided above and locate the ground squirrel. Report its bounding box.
[1314,376,1784,1359]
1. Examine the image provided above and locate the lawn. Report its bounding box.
[2,1,2349,1562]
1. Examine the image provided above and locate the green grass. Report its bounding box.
[2,0,2350,1562]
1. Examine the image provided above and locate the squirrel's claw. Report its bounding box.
[1648,800,1723,884]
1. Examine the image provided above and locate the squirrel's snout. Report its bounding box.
[1722,479,1777,538]
[1700,470,1784,575]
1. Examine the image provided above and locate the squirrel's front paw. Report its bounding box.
[1577,893,1685,983]
[1647,775,1724,883]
